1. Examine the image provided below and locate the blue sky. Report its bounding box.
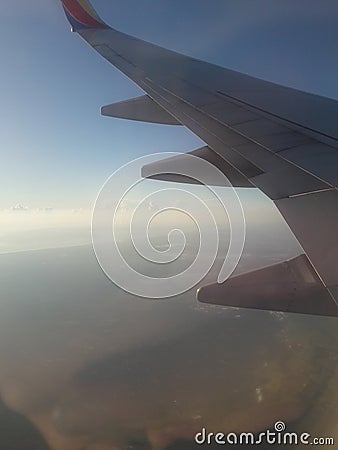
[0,0,337,210]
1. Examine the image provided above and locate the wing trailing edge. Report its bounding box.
[197,254,338,317]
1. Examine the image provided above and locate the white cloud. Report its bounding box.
[0,208,92,254]
[38,207,54,213]
[11,203,29,211]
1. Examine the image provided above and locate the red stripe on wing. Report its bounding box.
[62,0,106,28]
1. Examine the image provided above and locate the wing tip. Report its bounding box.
[61,0,109,31]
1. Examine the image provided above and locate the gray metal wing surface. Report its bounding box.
[60,0,338,317]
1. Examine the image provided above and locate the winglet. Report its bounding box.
[60,0,109,31]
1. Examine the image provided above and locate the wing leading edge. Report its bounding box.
[59,0,338,317]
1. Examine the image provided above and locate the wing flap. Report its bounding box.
[276,189,338,289]
[278,143,338,187]
[250,167,330,200]
[141,146,253,187]
[197,254,338,317]
[101,95,181,125]
[256,132,312,153]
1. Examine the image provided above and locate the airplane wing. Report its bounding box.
[59,0,338,317]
